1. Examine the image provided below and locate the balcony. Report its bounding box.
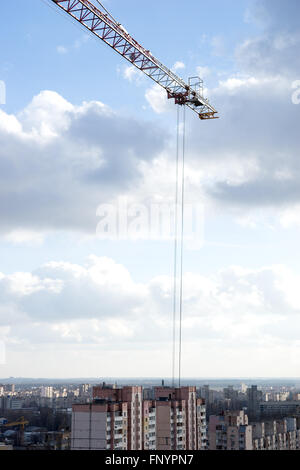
[114,425,123,432]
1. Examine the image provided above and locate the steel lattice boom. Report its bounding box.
[50,0,218,120]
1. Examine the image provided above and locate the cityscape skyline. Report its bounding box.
[3,379,300,451]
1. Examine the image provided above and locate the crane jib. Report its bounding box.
[51,0,218,120]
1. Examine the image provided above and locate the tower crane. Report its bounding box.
[49,0,218,120]
[4,416,29,447]
[47,0,219,386]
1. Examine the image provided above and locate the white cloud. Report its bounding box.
[279,205,300,229]
[145,84,174,114]
[196,66,210,79]
[172,61,185,72]
[56,45,68,55]
[0,90,167,236]
[1,257,300,375]
[121,65,144,85]
[3,230,45,245]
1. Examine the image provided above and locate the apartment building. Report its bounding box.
[71,384,207,450]
[197,399,207,450]
[252,417,298,450]
[208,411,300,451]
[71,401,128,450]
[259,401,300,418]
[155,397,186,450]
[93,384,143,450]
[40,386,53,399]
[208,410,253,450]
[247,385,263,420]
[154,386,205,450]
[142,400,156,450]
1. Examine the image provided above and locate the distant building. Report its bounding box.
[1,397,24,410]
[200,385,213,405]
[10,399,23,410]
[259,401,300,418]
[224,386,238,401]
[79,384,90,397]
[5,384,15,394]
[0,443,13,451]
[40,386,53,399]
[208,410,253,450]
[247,386,263,419]
[208,411,300,451]
[252,417,299,450]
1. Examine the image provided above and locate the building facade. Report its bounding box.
[208,411,300,451]
[208,410,253,450]
[71,384,207,451]
[71,401,128,450]
[92,384,143,450]
[252,417,299,450]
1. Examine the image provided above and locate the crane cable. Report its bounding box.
[178,104,186,388]
[172,106,180,388]
[172,105,186,389]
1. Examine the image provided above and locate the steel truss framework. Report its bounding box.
[51,0,218,120]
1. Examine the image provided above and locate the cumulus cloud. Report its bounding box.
[1,257,300,369]
[121,65,145,85]
[180,1,300,216]
[145,84,174,114]
[3,1,299,241]
[238,0,300,77]
[172,61,185,72]
[139,0,300,221]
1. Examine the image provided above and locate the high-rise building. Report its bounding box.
[93,384,143,450]
[155,396,186,450]
[154,386,200,450]
[247,385,263,419]
[252,417,298,450]
[224,386,238,401]
[142,400,156,450]
[79,384,90,397]
[208,410,253,450]
[40,386,53,399]
[196,399,207,450]
[71,401,128,450]
[208,410,300,451]
[71,384,207,451]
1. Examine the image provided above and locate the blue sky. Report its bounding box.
[0,0,300,378]
[1,0,255,114]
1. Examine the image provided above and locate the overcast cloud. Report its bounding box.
[0,90,167,235]
[1,0,300,237]
[1,256,300,376]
